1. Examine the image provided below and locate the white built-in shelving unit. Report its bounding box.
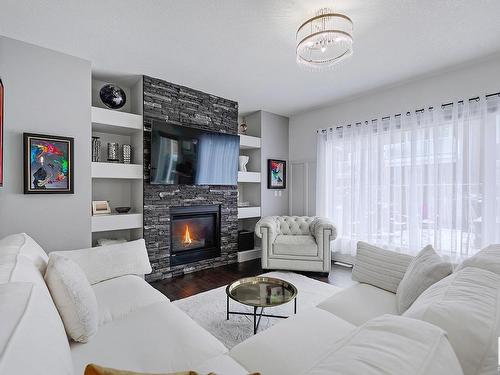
[237,114,263,261]
[237,131,261,220]
[90,75,143,245]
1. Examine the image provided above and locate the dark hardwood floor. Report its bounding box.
[150,259,355,301]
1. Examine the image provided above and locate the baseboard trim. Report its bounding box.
[237,247,262,263]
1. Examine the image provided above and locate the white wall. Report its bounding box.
[289,55,500,215]
[0,36,92,252]
[260,111,289,216]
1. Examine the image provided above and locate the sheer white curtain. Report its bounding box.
[316,96,500,259]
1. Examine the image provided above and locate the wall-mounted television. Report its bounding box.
[150,121,239,185]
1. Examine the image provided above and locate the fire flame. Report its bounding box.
[183,225,192,244]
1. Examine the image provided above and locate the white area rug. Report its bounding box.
[174,271,342,348]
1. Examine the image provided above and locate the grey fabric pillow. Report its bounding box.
[396,245,452,313]
[352,242,413,293]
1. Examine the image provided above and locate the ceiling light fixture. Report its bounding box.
[296,8,353,70]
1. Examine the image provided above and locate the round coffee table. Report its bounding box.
[226,276,298,334]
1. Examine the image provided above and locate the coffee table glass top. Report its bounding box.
[226,276,298,307]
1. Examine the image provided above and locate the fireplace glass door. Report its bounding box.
[170,205,221,266]
[172,216,216,252]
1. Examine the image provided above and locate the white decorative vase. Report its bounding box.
[239,156,249,172]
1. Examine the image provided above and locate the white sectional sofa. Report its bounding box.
[1,233,499,375]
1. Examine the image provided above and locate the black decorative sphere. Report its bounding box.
[99,84,126,110]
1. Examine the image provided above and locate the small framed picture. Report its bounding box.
[92,201,111,215]
[23,133,74,194]
[267,159,286,189]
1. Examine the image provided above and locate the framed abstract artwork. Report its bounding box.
[0,78,3,187]
[23,133,74,194]
[267,159,286,189]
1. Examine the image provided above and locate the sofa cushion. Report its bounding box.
[45,254,98,343]
[317,283,397,326]
[0,282,73,375]
[4,251,50,288]
[455,244,500,276]
[0,233,48,282]
[305,315,463,375]
[396,245,452,313]
[92,275,168,326]
[404,267,500,375]
[352,242,413,293]
[53,239,152,285]
[229,307,356,375]
[70,301,228,375]
[273,235,318,256]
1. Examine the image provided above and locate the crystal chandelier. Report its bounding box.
[296,8,353,70]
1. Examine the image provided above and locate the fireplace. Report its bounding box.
[170,205,221,266]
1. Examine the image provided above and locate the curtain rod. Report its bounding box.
[317,91,500,133]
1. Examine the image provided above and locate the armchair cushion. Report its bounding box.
[273,235,318,256]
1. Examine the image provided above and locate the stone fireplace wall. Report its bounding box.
[143,75,239,281]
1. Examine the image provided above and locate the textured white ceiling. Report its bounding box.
[1,0,500,116]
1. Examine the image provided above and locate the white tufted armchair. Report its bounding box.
[255,216,337,274]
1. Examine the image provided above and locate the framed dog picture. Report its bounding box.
[23,133,74,194]
[268,159,286,189]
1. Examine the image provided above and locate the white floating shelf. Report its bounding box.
[92,213,143,233]
[92,162,143,179]
[239,135,261,149]
[92,106,143,135]
[238,206,261,219]
[238,171,261,183]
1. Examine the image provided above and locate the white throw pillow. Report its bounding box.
[52,239,152,285]
[352,241,413,293]
[45,254,98,343]
[306,314,463,375]
[404,267,500,375]
[456,244,500,276]
[396,245,452,313]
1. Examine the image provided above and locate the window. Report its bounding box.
[316,97,500,259]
